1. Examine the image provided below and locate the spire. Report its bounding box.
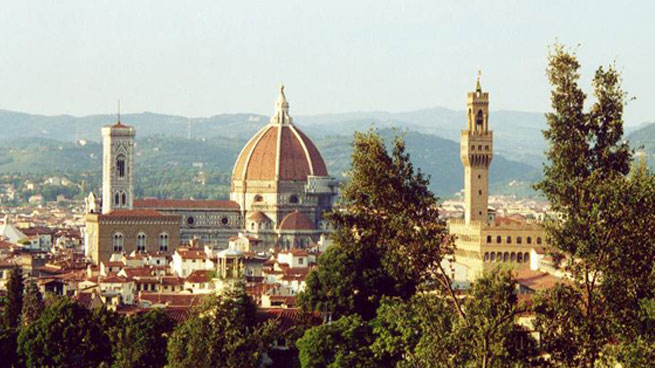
[117,99,121,123]
[271,84,293,125]
[475,70,482,93]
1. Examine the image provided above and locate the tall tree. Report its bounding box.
[167,282,277,368]
[21,280,44,326]
[3,266,23,329]
[299,130,454,320]
[112,309,174,368]
[533,44,647,367]
[17,297,112,368]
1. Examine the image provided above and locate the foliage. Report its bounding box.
[297,314,377,368]
[17,297,112,368]
[112,309,174,368]
[3,266,23,329]
[167,282,277,368]
[0,327,18,368]
[532,44,655,367]
[21,280,44,326]
[299,129,454,320]
[372,269,538,368]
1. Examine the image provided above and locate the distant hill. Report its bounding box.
[0,107,549,167]
[626,122,655,166]
[0,129,536,197]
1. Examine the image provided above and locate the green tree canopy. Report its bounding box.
[3,266,23,329]
[21,280,44,326]
[17,297,111,368]
[112,309,174,368]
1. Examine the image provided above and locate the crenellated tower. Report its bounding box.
[461,72,493,224]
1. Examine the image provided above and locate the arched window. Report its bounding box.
[114,192,120,206]
[496,252,502,262]
[484,252,489,262]
[490,252,496,261]
[506,236,512,244]
[159,233,169,252]
[113,233,124,252]
[496,236,501,244]
[527,236,532,244]
[510,252,516,262]
[517,236,522,244]
[121,192,127,206]
[254,195,263,202]
[486,235,492,243]
[289,195,299,204]
[136,233,146,252]
[503,252,509,262]
[475,110,484,131]
[116,154,126,178]
[517,253,523,263]
[536,237,542,245]
[524,252,530,263]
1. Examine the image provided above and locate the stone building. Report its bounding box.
[85,86,337,264]
[449,75,548,279]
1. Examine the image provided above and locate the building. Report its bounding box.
[449,74,548,280]
[85,86,337,264]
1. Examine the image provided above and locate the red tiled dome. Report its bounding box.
[232,87,328,181]
[278,210,315,231]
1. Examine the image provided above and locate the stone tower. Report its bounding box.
[101,118,135,214]
[461,73,493,224]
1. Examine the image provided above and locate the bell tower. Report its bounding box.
[101,112,135,214]
[461,72,493,224]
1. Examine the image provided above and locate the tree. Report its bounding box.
[371,269,537,368]
[297,314,377,368]
[167,282,277,368]
[21,280,44,326]
[299,129,454,320]
[112,309,174,368]
[532,44,654,367]
[3,266,23,329]
[17,297,112,368]
[0,327,18,368]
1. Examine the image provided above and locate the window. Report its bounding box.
[486,235,492,243]
[254,195,263,202]
[510,252,516,262]
[299,257,304,265]
[524,252,530,263]
[113,233,124,252]
[517,236,522,244]
[471,145,475,150]
[289,195,299,204]
[159,233,169,251]
[221,217,229,225]
[476,110,484,130]
[527,236,532,244]
[496,236,501,243]
[517,253,523,263]
[136,233,146,252]
[490,252,496,261]
[116,155,126,178]
[114,192,120,206]
[503,252,509,262]
[484,252,489,262]
[506,236,512,244]
[536,237,542,245]
[485,145,489,151]
[121,192,127,206]
[479,190,482,195]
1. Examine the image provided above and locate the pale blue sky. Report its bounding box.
[0,0,653,125]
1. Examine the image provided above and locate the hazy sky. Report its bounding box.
[0,1,653,125]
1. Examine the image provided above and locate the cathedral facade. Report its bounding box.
[449,76,548,279]
[85,87,337,264]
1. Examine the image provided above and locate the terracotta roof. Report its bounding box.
[494,216,525,226]
[100,275,131,284]
[278,211,315,231]
[185,269,213,283]
[514,269,563,292]
[232,123,329,181]
[247,211,271,222]
[134,199,239,209]
[176,248,206,260]
[281,248,309,257]
[139,292,204,307]
[101,210,164,218]
[258,308,322,331]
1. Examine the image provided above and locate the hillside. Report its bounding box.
[0,107,549,167]
[0,129,536,197]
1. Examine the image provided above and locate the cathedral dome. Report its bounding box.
[278,210,315,231]
[232,86,328,181]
